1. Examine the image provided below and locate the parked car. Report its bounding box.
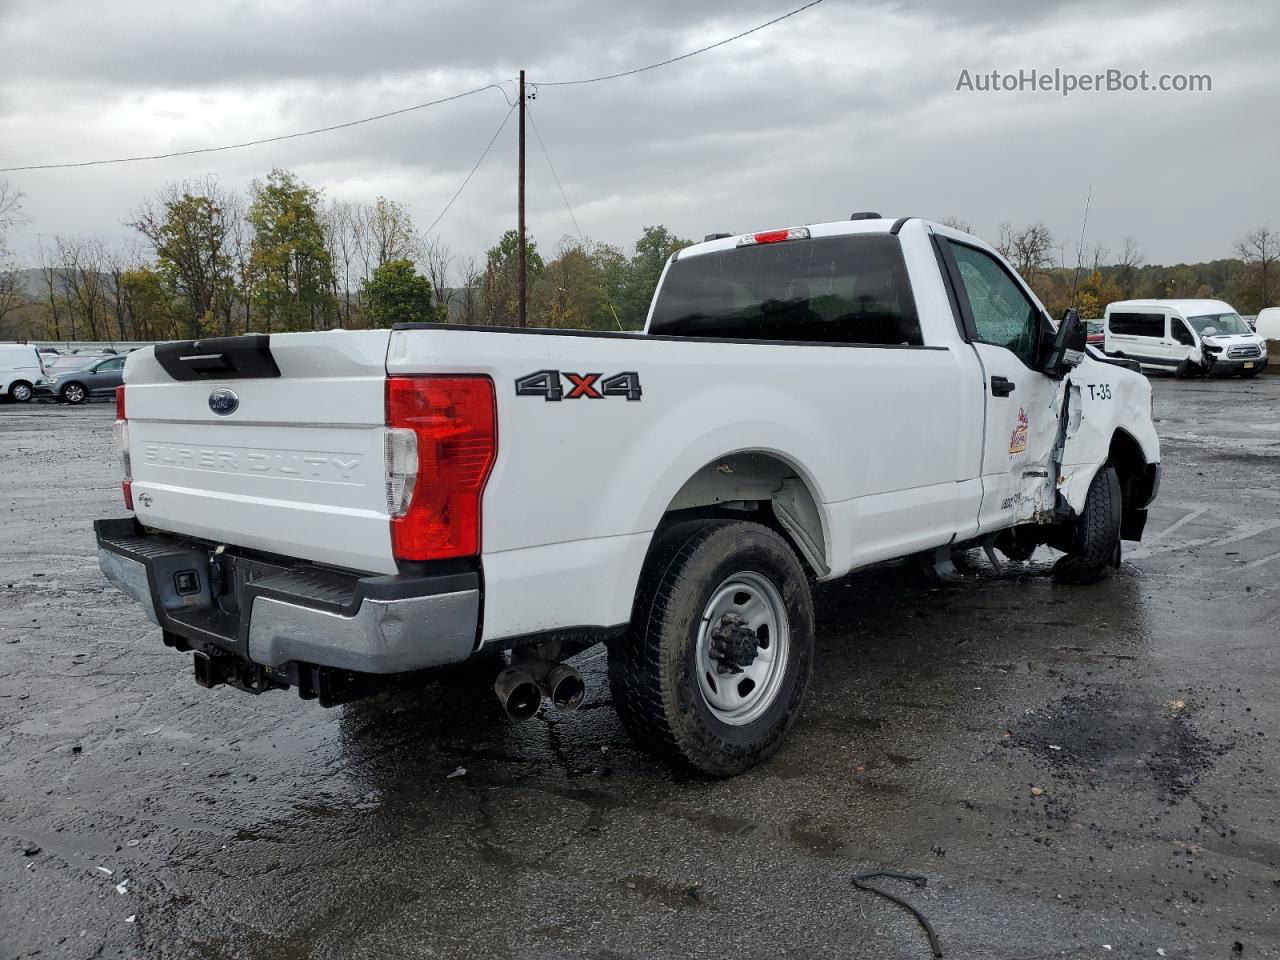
[1104,298,1269,377]
[0,342,44,402]
[96,215,1161,775]
[1086,319,1105,345]
[34,354,126,403]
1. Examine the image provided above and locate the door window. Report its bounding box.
[96,357,125,372]
[946,242,1041,367]
[1172,320,1195,346]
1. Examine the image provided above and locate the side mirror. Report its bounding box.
[1040,308,1087,377]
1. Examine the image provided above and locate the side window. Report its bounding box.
[946,242,1040,367]
[1108,312,1164,337]
[1172,320,1195,346]
[98,357,125,372]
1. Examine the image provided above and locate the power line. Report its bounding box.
[0,82,513,173]
[536,0,827,86]
[1,0,826,174]
[424,102,517,236]
[525,105,585,244]
[525,104,625,331]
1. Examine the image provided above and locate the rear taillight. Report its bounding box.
[738,226,811,246]
[115,386,132,510]
[385,376,496,562]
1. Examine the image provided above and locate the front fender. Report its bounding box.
[1058,357,1160,514]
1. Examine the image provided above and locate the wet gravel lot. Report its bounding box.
[3,375,1279,960]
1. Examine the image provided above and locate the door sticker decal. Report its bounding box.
[1009,407,1029,457]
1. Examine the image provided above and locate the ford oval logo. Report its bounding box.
[208,388,239,416]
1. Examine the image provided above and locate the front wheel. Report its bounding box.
[1053,464,1122,585]
[608,519,814,776]
[61,382,87,405]
[8,381,32,403]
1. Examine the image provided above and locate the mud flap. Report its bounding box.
[1121,507,1148,542]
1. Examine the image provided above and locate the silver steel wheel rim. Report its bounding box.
[12,384,30,401]
[65,386,83,402]
[695,571,790,726]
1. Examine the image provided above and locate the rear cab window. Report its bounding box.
[648,234,922,345]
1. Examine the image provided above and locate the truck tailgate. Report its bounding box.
[124,332,397,575]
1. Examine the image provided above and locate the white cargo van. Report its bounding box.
[0,342,43,402]
[1104,298,1268,377]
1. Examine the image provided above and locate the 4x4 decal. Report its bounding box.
[515,370,642,402]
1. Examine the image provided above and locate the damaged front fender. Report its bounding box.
[1055,356,1161,524]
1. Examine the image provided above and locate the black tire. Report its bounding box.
[607,519,814,776]
[1174,359,1192,379]
[8,381,33,403]
[1053,464,1122,585]
[61,382,87,405]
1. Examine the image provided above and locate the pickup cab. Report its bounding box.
[96,216,1161,775]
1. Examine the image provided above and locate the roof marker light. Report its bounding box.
[737,227,811,247]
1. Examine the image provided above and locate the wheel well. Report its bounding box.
[659,452,828,576]
[1109,429,1151,510]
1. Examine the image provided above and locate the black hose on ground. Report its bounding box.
[851,871,943,958]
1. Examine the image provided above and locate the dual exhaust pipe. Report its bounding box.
[494,662,585,720]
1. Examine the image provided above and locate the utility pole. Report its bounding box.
[517,69,527,328]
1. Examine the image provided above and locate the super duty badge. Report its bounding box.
[515,370,642,402]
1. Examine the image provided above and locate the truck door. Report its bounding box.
[940,239,1060,533]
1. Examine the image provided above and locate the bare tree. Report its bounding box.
[1116,236,1144,298]
[322,199,361,328]
[458,254,482,325]
[420,234,456,319]
[0,179,28,334]
[55,235,114,341]
[1236,226,1278,311]
[998,222,1056,281]
[354,197,418,283]
[938,216,973,234]
[36,239,66,339]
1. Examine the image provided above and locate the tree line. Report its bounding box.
[943,217,1279,319]
[0,169,691,342]
[0,171,1276,343]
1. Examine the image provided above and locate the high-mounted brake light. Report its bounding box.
[115,386,133,510]
[737,226,811,247]
[385,376,497,562]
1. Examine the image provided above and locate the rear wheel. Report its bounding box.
[61,382,87,405]
[1053,464,1122,585]
[608,519,814,776]
[8,381,32,403]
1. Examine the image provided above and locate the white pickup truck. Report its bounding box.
[96,215,1161,775]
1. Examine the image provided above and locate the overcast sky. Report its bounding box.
[1,0,1276,270]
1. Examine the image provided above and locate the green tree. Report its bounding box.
[618,225,692,328]
[118,267,181,341]
[131,178,237,338]
[361,259,440,326]
[482,229,544,326]
[248,169,336,332]
[537,237,628,330]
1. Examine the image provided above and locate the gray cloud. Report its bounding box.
[2,0,1278,268]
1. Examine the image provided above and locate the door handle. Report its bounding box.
[990,376,1016,397]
